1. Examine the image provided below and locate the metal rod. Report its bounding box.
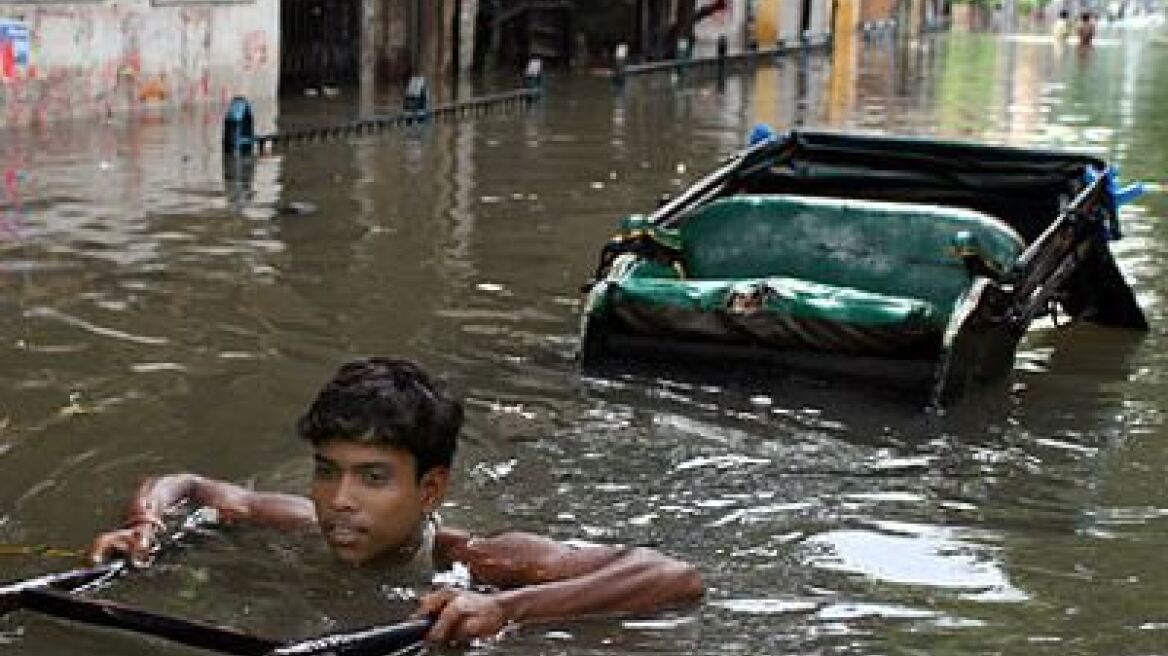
[18,588,278,656]
[1,562,122,615]
[269,619,432,656]
[2,506,218,616]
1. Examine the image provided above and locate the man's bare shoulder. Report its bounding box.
[435,526,580,557]
[434,526,627,588]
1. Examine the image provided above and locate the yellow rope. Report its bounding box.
[0,544,84,558]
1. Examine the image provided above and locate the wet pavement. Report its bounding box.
[2,25,1167,655]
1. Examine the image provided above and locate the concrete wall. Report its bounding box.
[0,0,277,129]
[417,0,455,85]
[752,0,834,45]
[808,0,833,34]
[457,0,477,73]
[860,0,898,23]
[382,0,411,80]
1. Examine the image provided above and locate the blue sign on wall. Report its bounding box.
[0,20,30,67]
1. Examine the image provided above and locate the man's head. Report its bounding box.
[297,357,462,565]
[297,357,461,477]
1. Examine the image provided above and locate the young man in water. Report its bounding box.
[89,357,702,643]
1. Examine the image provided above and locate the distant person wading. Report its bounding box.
[1078,12,1097,48]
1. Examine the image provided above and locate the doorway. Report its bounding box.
[280,0,361,94]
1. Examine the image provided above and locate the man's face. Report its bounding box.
[309,440,448,566]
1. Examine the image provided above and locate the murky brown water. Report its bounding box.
[3,25,1168,655]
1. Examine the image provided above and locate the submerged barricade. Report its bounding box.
[223,59,545,155]
[610,33,833,87]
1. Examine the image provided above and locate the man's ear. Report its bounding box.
[419,467,451,513]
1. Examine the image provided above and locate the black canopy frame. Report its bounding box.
[0,508,432,656]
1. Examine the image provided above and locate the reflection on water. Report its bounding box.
[804,522,1024,597]
[2,24,1168,655]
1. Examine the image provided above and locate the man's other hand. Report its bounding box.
[87,523,159,567]
[416,588,509,644]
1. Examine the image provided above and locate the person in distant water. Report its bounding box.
[1052,9,1071,44]
[90,357,703,644]
[1077,11,1097,48]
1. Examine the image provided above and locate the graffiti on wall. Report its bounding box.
[0,2,278,128]
[242,30,268,73]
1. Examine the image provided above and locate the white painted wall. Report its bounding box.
[0,0,278,128]
[779,0,803,40]
[809,0,832,34]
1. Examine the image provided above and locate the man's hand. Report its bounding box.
[87,522,160,567]
[416,588,509,644]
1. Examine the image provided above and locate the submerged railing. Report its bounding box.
[224,60,545,155]
[610,33,833,86]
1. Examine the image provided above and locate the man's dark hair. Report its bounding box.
[296,357,462,478]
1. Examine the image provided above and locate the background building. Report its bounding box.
[0,0,929,128]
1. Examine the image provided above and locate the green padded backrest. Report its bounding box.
[679,195,1025,310]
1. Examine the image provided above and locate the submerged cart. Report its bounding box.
[579,129,1148,405]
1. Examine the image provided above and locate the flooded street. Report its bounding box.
[3,26,1168,655]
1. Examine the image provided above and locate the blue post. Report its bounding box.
[404,76,428,120]
[524,58,543,96]
[223,150,256,213]
[222,96,255,155]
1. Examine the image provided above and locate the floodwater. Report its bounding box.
[2,25,1168,656]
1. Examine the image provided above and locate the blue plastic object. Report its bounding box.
[1085,165,1147,208]
[1084,165,1147,240]
[748,123,778,146]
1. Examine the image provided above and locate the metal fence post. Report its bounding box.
[716,34,728,84]
[404,76,429,121]
[222,96,255,155]
[614,43,628,87]
[524,58,543,95]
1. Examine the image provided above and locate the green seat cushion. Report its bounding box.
[679,195,1025,312]
[605,272,942,356]
[611,274,939,329]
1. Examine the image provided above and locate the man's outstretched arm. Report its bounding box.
[418,531,703,643]
[88,473,315,565]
